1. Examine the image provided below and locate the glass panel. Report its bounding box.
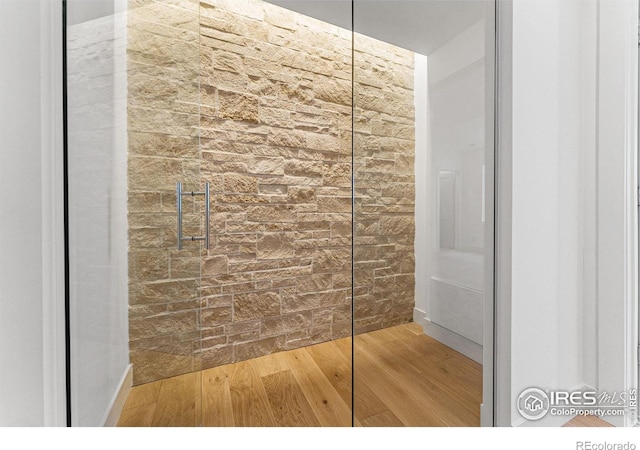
[67,0,133,426]
[353,0,495,427]
[196,0,353,427]
[67,0,203,425]
[68,0,355,427]
[125,0,204,427]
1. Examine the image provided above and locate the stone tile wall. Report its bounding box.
[353,35,416,333]
[127,0,203,385]
[127,0,415,385]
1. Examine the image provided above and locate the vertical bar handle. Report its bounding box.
[177,182,183,250]
[205,182,210,250]
[176,182,209,250]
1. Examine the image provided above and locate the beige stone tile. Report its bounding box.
[129,310,199,341]
[126,0,417,380]
[233,291,281,321]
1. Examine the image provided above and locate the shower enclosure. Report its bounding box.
[65,0,495,427]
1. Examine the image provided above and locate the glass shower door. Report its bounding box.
[67,0,499,428]
[195,0,354,427]
[67,0,205,426]
[67,0,356,427]
[352,0,495,427]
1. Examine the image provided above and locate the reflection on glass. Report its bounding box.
[67,0,130,426]
[354,0,494,427]
[439,171,457,249]
[66,0,495,428]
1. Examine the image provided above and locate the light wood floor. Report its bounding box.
[563,415,615,427]
[118,323,483,427]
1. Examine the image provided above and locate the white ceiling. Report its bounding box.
[265,0,490,55]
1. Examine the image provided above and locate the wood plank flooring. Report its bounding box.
[562,415,615,427]
[118,323,482,427]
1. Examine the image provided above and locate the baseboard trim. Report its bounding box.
[413,308,483,364]
[480,402,492,427]
[101,364,132,427]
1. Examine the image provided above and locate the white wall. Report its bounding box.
[414,54,430,320]
[0,0,130,427]
[0,0,65,426]
[67,0,130,426]
[429,21,486,254]
[414,19,487,363]
[594,0,638,427]
[581,0,599,396]
[505,0,638,427]
[509,0,594,427]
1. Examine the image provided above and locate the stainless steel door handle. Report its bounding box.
[176,181,210,250]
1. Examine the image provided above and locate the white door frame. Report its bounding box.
[594,0,638,428]
[494,0,513,428]
[41,0,67,427]
[494,0,639,427]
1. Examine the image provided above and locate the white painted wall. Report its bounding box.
[509,0,594,427]
[414,19,487,362]
[414,54,430,321]
[505,0,638,427]
[429,20,486,254]
[0,0,131,427]
[594,0,638,427]
[67,0,130,426]
[580,0,599,397]
[0,0,65,426]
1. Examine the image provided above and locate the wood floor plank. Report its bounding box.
[378,329,451,362]
[122,381,161,411]
[305,340,352,407]
[354,334,478,426]
[117,403,156,427]
[261,369,321,427]
[402,331,482,372]
[563,415,615,427]
[364,324,421,343]
[251,351,290,378]
[352,375,391,421]
[355,324,482,426]
[279,348,352,427]
[312,337,388,420]
[385,333,483,406]
[361,329,482,406]
[333,335,350,353]
[195,371,202,426]
[352,343,444,426]
[227,360,275,427]
[357,332,480,425]
[434,353,483,403]
[151,372,199,427]
[405,322,424,335]
[360,410,404,427]
[201,365,235,427]
[118,324,482,428]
